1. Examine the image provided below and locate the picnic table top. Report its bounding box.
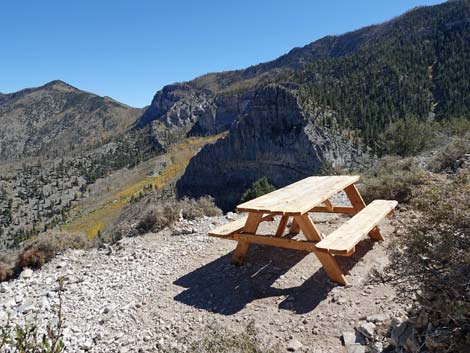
[236,175,360,216]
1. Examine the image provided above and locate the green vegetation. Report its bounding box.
[240,177,276,203]
[292,1,470,148]
[377,116,434,157]
[391,171,470,351]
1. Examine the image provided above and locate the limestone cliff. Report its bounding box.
[176,85,358,211]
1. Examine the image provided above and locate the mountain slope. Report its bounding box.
[139,0,470,144]
[171,0,470,209]
[0,80,143,160]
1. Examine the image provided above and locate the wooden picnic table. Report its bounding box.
[209,175,397,285]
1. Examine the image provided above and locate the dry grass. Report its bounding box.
[136,196,222,234]
[0,231,91,282]
[16,232,91,270]
[390,171,470,350]
[180,322,279,353]
[428,138,470,172]
[359,156,427,203]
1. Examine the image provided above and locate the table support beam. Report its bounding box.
[233,233,317,252]
[294,214,347,285]
[231,212,263,265]
[275,215,289,237]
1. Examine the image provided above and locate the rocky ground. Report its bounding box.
[0,207,409,353]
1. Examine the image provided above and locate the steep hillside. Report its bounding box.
[0,80,143,160]
[139,1,470,144]
[170,0,470,208]
[177,85,361,211]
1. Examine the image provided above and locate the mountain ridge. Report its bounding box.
[0,80,143,160]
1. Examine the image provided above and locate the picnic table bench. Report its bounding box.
[209,175,397,285]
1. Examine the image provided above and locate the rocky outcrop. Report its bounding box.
[0,80,143,160]
[136,83,255,148]
[177,85,360,211]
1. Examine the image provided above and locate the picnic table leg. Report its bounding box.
[275,215,289,237]
[231,212,263,265]
[344,184,385,241]
[294,214,347,285]
[290,218,300,235]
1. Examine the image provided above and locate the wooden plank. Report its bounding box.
[310,206,356,214]
[344,184,366,212]
[231,213,262,265]
[323,199,334,212]
[344,183,384,239]
[237,175,360,216]
[233,233,318,252]
[294,214,347,285]
[290,218,300,234]
[315,200,398,255]
[275,216,289,237]
[294,214,323,241]
[209,214,274,238]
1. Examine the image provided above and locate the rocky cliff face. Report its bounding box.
[176,85,359,211]
[136,83,255,149]
[0,81,143,160]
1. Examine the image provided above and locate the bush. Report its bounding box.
[0,232,90,283]
[136,197,222,234]
[439,117,470,138]
[0,262,13,282]
[428,138,470,172]
[377,116,434,157]
[179,196,222,220]
[16,232,90,270]
[136,202,178,233]
[240,177,276,203]
[390,171,470,351]
[359,156,427,203]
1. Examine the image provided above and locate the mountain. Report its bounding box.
[161,0,470,210]
[0,80,143,160]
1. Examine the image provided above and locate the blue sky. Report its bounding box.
[1,0,444,107]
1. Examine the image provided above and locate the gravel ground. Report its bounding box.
[0,210,409,353]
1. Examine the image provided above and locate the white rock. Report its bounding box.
[286,338,303,351]
[20,268,33,279]
[357,322,376,338]
[366,314,388,323]
[346,345,366,353]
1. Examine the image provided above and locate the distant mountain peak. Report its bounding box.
[41,79,79,91]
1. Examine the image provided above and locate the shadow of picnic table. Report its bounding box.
[173,240,373,315]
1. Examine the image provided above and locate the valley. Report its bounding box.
[0,1,469,352]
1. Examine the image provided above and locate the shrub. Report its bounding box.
[377,116,434,157]
[439,117,470,138]
[179,196,222,220]
[135,197,222,234]
[0,262,13,282]
[390,171,470,351]
[428,138,470,172]
[16,232,90,270]
[359,156,427,203]
[136,202,177,233]
[240,177,276,203]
